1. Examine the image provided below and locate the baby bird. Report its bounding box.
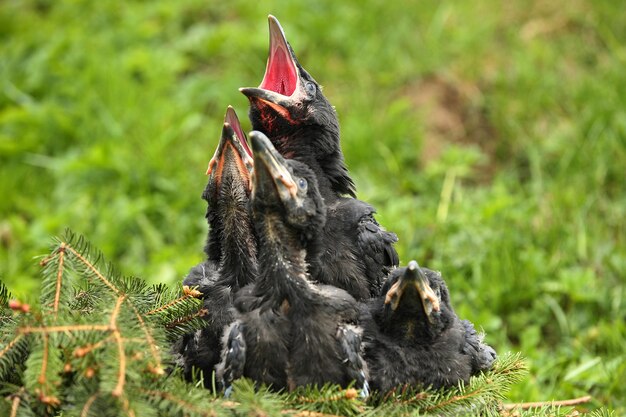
[361,261,496,393]
[178,107,257,386]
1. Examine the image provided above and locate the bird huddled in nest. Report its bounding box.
[178,15,496,397]
[361,261,497,393]
[175,107,257,386]
[241,15,398,301]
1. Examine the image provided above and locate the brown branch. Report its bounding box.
[0,334,24,360]
[65,241,163,371]
[10,394,20,417]
[52,243,66,318]
[296,388,359,403]
[65,244,120,295]
[126,301,163,374]
[74,336,112,357]
[120,396,136,417]
[424,387,482,412]
[38,333,49,385]
[281,411,344,417]
[19,324,111,334]
[39,246,61,267]
[81,393,99,417]
[111,296,127,398]
[145,293,195,316]
[62,241,164,374]
[165,308,208,329]
[502,395,592,410]
[141,389,217,417]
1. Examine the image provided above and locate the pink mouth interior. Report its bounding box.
[260,45,297,96]
[225,112,252,157]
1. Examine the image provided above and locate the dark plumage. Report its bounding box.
[311,199,399,299]
[361,261,496,393]
[218,131,368,395]
[241,16,398,299]
[178,108,257,386]
[240,15,353,200]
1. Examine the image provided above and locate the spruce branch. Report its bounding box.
[110,295,127,397]
[286,384,366,417]
[502,395,592,411]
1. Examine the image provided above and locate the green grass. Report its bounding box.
[1,0,624,412]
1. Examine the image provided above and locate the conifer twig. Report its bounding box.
[18,324,112,334]
[127,301,163,374]
[141,389,218,417]
[111,295,127,397]
[52,243,66,317]
[80,393,99,417]
[0,334,23,359]
[63,240,164,373]
[65,244,120,295]
[502,395,592,410]
[145,288,201,316]
[10,393,20,417]
[165,308,208,329]
[120,396,136,417]
[74,336,113,357]
[423,387,482,412]
[37,333,49,400]
[281,410,344,417]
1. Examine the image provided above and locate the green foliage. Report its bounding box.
[0,234,612,416]
[0,232,206,416]
[1,0,624,413]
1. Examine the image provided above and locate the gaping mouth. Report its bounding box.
[224,105,253,163]
[259,15,298,97]
[384,261,441,323]
[206,123,253,192]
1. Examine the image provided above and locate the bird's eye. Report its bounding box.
[305,82,316,95]
[297,178,308,191]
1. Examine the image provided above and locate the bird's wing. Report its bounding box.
[217,320,247,395]
[336,324,369,397]
[356,207,399,296]
[460,319,497,374]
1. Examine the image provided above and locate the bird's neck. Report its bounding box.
[219,213,257,291]
[254,212,315,308]
[377,305,438,344]
[211,181,257,290]
[258,124,354,200]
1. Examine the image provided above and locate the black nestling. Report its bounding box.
[218,131,368,395]
[361,261,496,393]
[241,16,399,299]
[178,107,258,386]
[240,15,354,200]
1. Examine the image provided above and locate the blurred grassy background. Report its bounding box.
[1,0,624,411]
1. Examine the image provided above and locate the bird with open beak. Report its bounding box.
[361,261,497,393]
[241,16,398,300]
[217,131,368,396]
[176,107,258,387]
[241,15,352,200]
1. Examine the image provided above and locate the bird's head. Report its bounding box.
[240,15,338,135]
[240,16,354,198]
[204,106,253,203]
[380,261,454,338]
[249,130,326,240]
